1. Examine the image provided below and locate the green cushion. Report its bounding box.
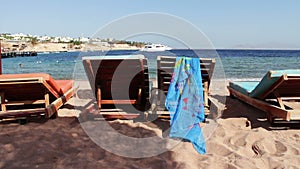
[229,81,259,96]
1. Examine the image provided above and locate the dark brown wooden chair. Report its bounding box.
[0,73,77,121]
[82,55,150,119]
[155,56,216,118]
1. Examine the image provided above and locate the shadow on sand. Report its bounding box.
[0,116,186,169]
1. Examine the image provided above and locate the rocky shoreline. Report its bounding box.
[1,41,141,53]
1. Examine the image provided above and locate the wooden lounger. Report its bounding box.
[155,56,216,118]
[82,55,150,119]
[228,70,300,123]
[0,73,77,121]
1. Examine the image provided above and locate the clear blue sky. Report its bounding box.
[1,0,299,49]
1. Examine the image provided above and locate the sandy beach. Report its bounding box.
[1,0,299,168]
[0,80,300,169]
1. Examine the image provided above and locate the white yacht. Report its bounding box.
[140,44,172,52]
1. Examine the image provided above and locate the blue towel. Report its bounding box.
[165,57,206,154]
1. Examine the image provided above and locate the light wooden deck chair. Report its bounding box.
[82,55,150,119]
[0,73,77,121]
[155,56,216,118]
[228,69,300,123]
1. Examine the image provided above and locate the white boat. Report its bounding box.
[140,44,172,52]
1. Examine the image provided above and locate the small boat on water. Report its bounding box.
[140,44,172,52]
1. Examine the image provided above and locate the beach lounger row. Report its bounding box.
[0,55,215,122]
[3,54,297,125]
[82,55,216,120]
[83,54,300,124]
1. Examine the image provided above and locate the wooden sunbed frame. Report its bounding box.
[228,74,300,123]
[82,55,150,119]
[0,74,77,121]
[154,56,216,118]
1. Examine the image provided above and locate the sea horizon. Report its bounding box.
[1,49,300,81]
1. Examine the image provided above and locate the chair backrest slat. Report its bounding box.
[157,56,216,92]
[157,56,216,112]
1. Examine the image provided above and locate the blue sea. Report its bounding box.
[2,49,300,80]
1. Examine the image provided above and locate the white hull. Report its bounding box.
[140,44,172,52]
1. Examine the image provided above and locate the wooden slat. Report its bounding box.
[160,64,211,74]
[3,99,45,106]
[0,81,41,85]
[0,108,45,119]
[0,78,42,83]
[100,100,136,104]
[100,113,140,119]
[228,87,291,122]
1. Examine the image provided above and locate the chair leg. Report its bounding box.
[137,87,142,110]
[203,81,209,107]
[0,92,6,111]
[44,93,50,107]
[150,88,159,113]
[97,85,102,109]
[273,91,285,109]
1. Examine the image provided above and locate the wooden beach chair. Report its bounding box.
[82,55,150,119]
[154,56,216,118]
[0,73,77,121]
[228,70,300,123]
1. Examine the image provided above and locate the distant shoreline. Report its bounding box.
[0,41,141,53]
[2,40,300,53]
